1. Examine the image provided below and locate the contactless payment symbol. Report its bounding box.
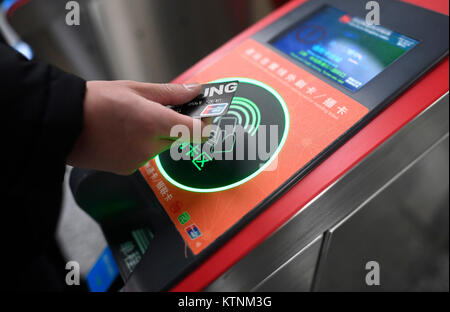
[214,97,261,136]
[185,224,202,240]
[156,77,289,193]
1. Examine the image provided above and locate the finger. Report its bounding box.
[133,82,202,105]
[202,117,213,126]
[158,107,212,143]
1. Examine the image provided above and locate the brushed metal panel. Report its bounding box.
[316,136,449,291]
[252,235,323,292]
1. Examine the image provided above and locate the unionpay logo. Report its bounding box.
[200,103,228,117]
[185,224,202,240]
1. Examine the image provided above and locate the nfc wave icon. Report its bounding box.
[213,97,261,136]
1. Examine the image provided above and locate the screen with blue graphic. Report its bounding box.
[271,6,418,91]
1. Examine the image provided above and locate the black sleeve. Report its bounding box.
[1,43,86,290]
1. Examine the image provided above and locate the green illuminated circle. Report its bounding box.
[155,77,290,193]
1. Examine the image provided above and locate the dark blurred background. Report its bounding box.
[2,0,289,81]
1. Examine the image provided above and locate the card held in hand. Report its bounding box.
[172,81,239,118]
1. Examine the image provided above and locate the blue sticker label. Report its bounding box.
[185,224,202,240]
[86,247,119,292]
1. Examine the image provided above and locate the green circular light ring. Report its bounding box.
[155,77,290,193]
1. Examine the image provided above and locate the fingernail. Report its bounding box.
[184,82,201,90]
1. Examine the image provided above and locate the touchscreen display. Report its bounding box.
[271,6,418,91]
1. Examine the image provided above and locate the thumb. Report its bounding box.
[133,82,202,105]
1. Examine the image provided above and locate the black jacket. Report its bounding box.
[1,35,86,291]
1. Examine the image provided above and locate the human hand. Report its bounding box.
[67,80,210,175]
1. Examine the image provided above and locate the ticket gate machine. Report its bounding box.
[70,0,449,291]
